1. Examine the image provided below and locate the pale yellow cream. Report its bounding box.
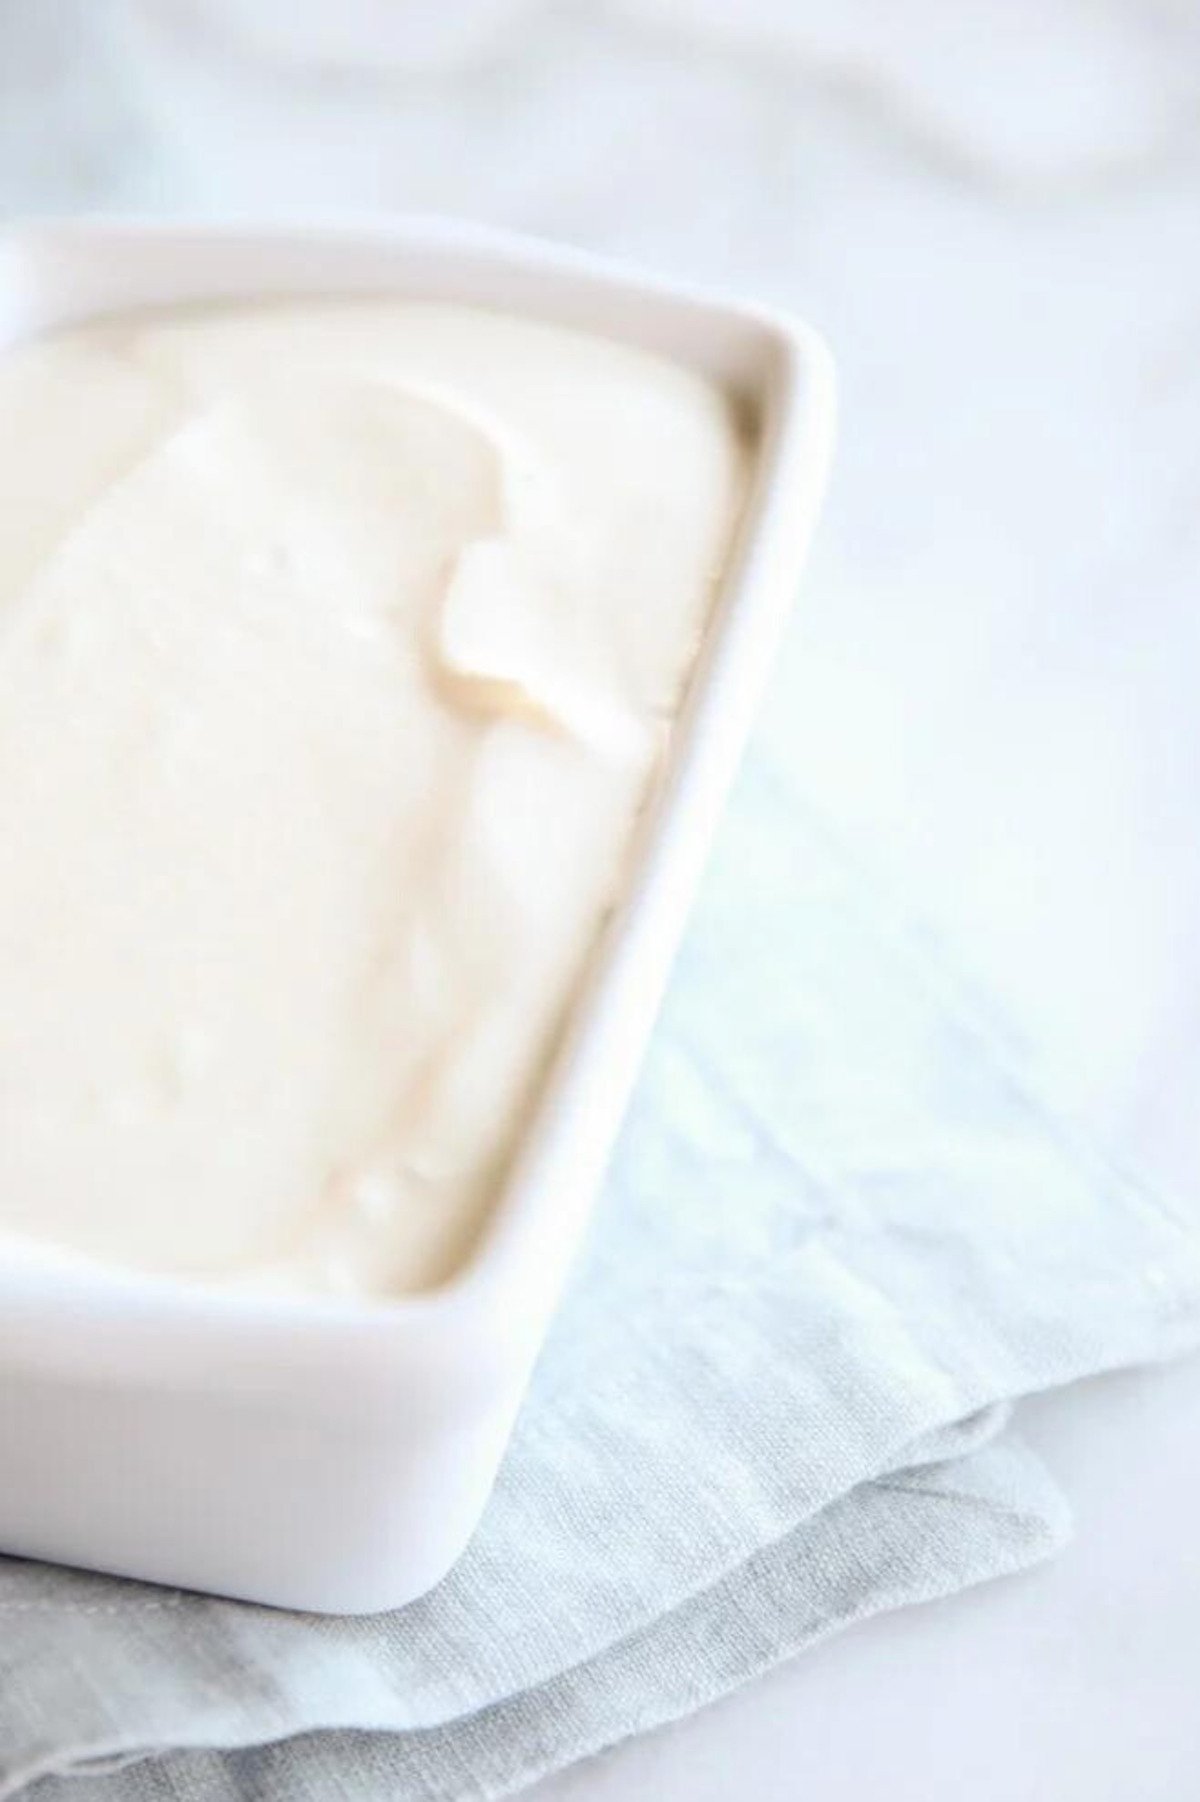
[0,298,747,1296]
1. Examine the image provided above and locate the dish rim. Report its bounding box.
[0,214,835,1386]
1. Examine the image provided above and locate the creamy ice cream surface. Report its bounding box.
[0,297,747,1296]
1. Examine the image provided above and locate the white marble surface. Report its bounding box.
[4,1,1200,1794]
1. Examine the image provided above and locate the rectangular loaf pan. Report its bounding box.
[0,217,834,1613]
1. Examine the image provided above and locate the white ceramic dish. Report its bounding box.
[0,217,834,1614]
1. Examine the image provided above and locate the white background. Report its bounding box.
[5,2,1199,1793]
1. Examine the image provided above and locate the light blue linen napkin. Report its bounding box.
[4,749,1198,1801]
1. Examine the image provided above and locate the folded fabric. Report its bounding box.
[4,750,1198,1802]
